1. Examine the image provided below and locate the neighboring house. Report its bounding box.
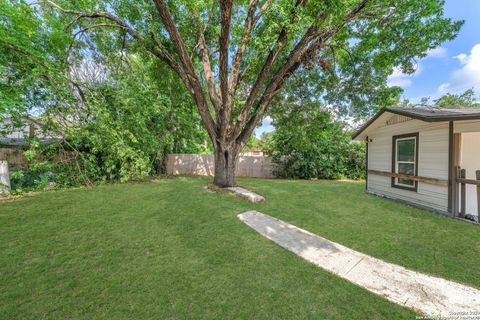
[0,116,55,147]
[353,107,480,220]
[0,117,56,165]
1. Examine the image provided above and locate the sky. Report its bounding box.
[255,0,480,137]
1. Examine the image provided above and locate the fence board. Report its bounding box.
[167,154,274,178]
[0,147,28,165]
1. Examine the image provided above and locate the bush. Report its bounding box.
[271,110,365,180]
[6,57,210,194]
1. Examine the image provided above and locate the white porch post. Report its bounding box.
[0,160,11,195]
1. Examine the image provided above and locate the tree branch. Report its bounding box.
[45,1,144,39]
[215,0,234,142]
[236,0,370,145]
[0,39,47,67]
[149,32,190,87]
[219,0,233,106]
[253,0,271,24]
[230,0,312,140]
[73,23,129,37]
[196,18,222,112]
[229,0,259,99]
[152,0,217,141]
[229,0,271,97]
[47,0,218,140]
[46,0,188,85]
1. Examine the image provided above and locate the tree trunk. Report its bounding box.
[213,144,239,187]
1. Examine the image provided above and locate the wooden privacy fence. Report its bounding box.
[456,167,480,217]
[0,147,74,166]
[1,149,275,178]
[166,154,274,178]
[0,148,28,166]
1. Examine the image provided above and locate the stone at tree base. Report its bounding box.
[203,185,215,193]
[227,187,265,203]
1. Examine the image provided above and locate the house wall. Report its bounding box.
[460,132,480,215]
[455,120,480,133]
[367,118,449,213]
[0,118,35,139]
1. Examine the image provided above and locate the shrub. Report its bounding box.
[271,110,365,180]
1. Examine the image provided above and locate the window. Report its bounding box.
[392,133,418,191]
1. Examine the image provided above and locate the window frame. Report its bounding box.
[391,132,419,192]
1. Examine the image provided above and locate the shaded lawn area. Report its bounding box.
[0,177,478,319]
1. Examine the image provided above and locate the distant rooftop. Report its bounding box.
[0,138,57,146]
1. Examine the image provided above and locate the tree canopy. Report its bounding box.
[269,100,365,180]
[434,89,480,108]
[399,88,480,109]
[1,0,463,186]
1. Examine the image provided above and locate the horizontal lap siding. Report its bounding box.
[367,119,449,213]
[455,120,480,133]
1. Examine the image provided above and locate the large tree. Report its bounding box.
[434,89,479,108]
[3,0,462,186]
[399,88,480,109]
[0,1,210,185]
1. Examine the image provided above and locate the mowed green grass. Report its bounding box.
[242,178,480,289]
[0,177,478,319]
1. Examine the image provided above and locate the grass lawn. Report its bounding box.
[1,177,479,319]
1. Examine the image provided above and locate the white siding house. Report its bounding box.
[0,117,56,165]
[353,108,480,221]
[0,116,52,146]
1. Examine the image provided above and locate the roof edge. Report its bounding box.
[352,107,480,140]
[351,108,401,140]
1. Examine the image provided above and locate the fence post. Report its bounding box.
[454,166,460,217]
[477,171,480,217]
[0,160,11,195]
[460,169,466,218]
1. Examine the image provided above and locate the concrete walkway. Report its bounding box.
[238,211,480,317]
